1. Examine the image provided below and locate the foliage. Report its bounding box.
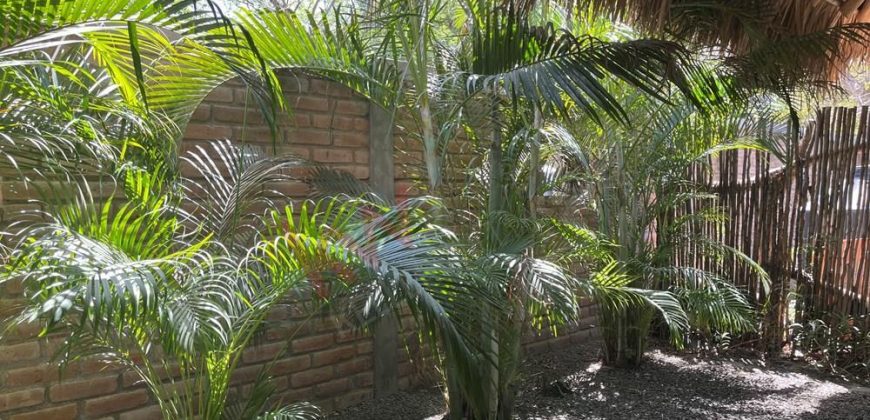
[326,0,760,416]
[4,143,314,419]
[562,96,770,366]
[3,0,862,419]
[2,140,482,419]
[0,1,484,418]
[790,314,870,380]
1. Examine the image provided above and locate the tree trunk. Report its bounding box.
[485,96,503,420]
[601,305,654,367]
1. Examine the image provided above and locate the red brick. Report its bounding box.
[265,323,295,341]
[354,371,373,387]
[1,182,37,202]
[289,129,331,145]
[310,114,334,129]
[293,114,311,127]
[0,299,24,320]
[356,341,373,354]
[41,336,70,358]
[294,97,330,112]
[312,149,354,163]
[0,341,39,364]
[0,388,44,412]
[184,124,232,140]
[335,356,373,376]
[121,363,178,388]
[229,365,262,385]
[206,86,234,103]
[83,389,149,417]
[272,355,311,375]
[303,317,341,334]
[190,105,211,122]
[234,88,254,104]
[9,403,77,420]
[335,329,363,344]
[212,105,264,124]
[335,100,368,116]
[353,117,369,131]
[4,365,68,387]
[221,77,246,88]
[328,116,354,131]
[278,75,309,93]
[335,165,369,179]
[2,321,40,340]
[233,127,275,143]
[290,366,333,388]
[3,278,24,295]
[308,79,330,93]
[330,85,356,98]
[311,345,356,368]
[292,333,334,353]
[119,405,162,420]
[290,147,311,159]
[354,150,370,164]
[265,181,310,197]
[396,136,424,151]
[242,342,286,364]
[314,377,350,398]
[49,376,117,402]
[333,132,367,147]
[77,358,123,375]
[265,306,292,321]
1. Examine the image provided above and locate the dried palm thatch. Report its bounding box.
[582,0,870,81]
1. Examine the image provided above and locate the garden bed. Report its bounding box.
[328,341,870,419]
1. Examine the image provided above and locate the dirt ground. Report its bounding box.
[328,342,870,419]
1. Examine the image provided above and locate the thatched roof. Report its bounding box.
[584,0,870,80]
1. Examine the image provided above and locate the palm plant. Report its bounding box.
[302,0,728,417]
[0,0,287,134]
[0,1,820,418]
[425,2,725,417]
[3,142,317,419]
[561,96,771,366]
[0,0,403,180]
[0,2,490,418]
[2,140,485,419]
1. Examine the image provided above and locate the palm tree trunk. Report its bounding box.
[421,97,441,191]
[528,106,542,219]
[446,349,466,420]
[485,95,503,420]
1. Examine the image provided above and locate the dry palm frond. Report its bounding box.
[581,0,870,81]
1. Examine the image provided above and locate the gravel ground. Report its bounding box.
[328,342,870,419]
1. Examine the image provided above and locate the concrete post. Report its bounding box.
[369,102,399,397]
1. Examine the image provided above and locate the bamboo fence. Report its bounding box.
[668,106,870,348]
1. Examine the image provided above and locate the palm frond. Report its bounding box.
[1,0,282,142]
[235,8,401,108]
[584,261,689,345]
[180,139,307,251]
[256,403,321,420]
[463,1,720,124]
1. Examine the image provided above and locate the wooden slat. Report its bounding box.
[670,106,870,352]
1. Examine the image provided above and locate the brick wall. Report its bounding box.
[0,72,596,419]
